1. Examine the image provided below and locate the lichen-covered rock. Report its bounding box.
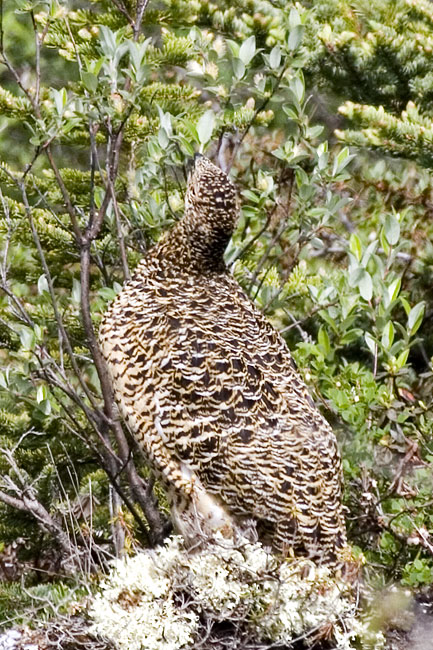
[90,536,385,650]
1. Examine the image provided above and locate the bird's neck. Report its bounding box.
[153,217,230,275]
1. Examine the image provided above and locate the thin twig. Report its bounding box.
[0,471,76,564]
[31,11,41,109]
[238,62,290,148]
[45,147,83,243]
[280,300,339,334]
[231,208,273,266]
[111,0,133,27]
[134,0,150,40]
[80,247,165,541]
[19,178,103,413]
[110,181,131,281]
[248,172,295,297]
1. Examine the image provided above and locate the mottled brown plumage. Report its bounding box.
[99,156,347,564]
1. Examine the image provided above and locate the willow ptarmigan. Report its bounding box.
[99,155,347,564]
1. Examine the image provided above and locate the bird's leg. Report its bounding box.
[170,474,234,545]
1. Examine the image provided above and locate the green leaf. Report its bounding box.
[319,310,339,333]
[239,35,256,65]
[98,287,118,302]
[269,45,281,69]
[290,75,305,104]
[38,399,52,416]
[310,237,324,249]
[34,324,43,343]
[0,371,7,389]
[241,189,259,203]
[282,105,298,120]
[339,328,363,345]
[226,40,239,58]
[348,265,365,288]
[361,240,378,267]
[288,24,305,50]
[400,296,411,316]
[316,141,328,170]
[340,294,359,319]
[408,301,425,335]
[128,38,151,72]
[306,125,324,139]
[19,326,36,351]
[365,332,376,355]
[318,326,330,356]
[197,110,215,146]
[51,87,67,115]
[395,348,410,370]
[384,213,400,246]
[81,71,98,93]
[349,233,362,261]
[158,127,169,148]
[289,7,301,28]
[177,135,195,156]
[359,270,373,301]
[332,147,354,175]
[37,274,49,295]
[182,119,199,144]
[387,278,401,305]
[36,384,48,403]
[381,321,395,350]
[157,108,172,136]
[72,278,81,304]
[232,58,246,79]
[380,227,390,255]
[99,25,117,56]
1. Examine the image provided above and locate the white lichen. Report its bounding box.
[90,541,197,650]
[90,535,385,650]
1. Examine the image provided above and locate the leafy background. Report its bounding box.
[0,0,432,641]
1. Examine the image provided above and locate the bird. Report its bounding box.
[99,155,347,565]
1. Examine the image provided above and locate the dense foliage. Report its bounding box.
[0,0,432,642]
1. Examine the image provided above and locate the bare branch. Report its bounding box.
[85,127,125,242]
[248,171,295,297]
[18,179,103,414]
[80,242,165,543]
[45,147,83,243]
[134,0,151,40]
[280,300,339,334]
[0,472,76,565]
[30,11,41,110]
[111,0,133,28]
[110,182,131,281]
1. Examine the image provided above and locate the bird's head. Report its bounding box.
[184,155,239,259]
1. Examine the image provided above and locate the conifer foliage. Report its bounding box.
[309,0,433,165]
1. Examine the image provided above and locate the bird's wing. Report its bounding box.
[99,272,345,558]
[120,276,340,486]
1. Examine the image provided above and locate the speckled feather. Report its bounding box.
[99,157,347,564]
